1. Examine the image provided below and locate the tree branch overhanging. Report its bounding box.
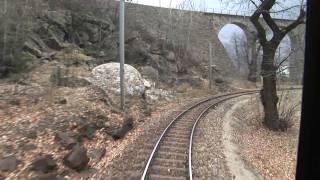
[282,8,306,35]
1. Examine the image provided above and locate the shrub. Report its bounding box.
[277,91,301,130]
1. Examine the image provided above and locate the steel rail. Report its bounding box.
[140,90,259,180]
[188,92,257,180]
[141,87,301,180]
[188,87,302,180]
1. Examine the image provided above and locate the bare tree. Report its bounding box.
[249,0,305,130]
[230,32,261,81]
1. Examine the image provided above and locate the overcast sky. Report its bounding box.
[129,0,225,12]
[129,0,304,15]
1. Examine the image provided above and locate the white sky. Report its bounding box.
[129,0,303,16]
[129,0,224,11]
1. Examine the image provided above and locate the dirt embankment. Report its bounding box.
[226,91,301,180]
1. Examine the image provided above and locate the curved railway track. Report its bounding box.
[139,87,301,180]
[140,90,258,180]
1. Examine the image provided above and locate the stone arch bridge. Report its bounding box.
[125,3,305,83]
[204,12,305,83]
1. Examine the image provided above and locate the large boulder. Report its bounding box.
[90,63,145,96]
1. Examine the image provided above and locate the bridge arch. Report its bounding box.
[217,22,257,76]
[286,25,305,83]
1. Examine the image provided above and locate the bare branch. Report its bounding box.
[276,49,295,69]
[249,0,258,8]
[250,9,267,45]
[268,5,301,14]
[282,8,305,35]
[261,11,280,34]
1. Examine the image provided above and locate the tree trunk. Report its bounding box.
[247,44,258,82]
[260,48,282,130]
[248,62,257,82]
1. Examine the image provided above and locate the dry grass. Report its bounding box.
[233,91,302,180]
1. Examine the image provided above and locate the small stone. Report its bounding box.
[166,51,175,61]
[25,130,38,139]
[215,78,224,84]
[89,148,106,161]
[31,173,64,180]
[54,97,67,104]
[9,99,20,106]
[0,155,19,172]
[78,123,97,140]
[63,145,89,171]
[21,143,37,151]
[0,144,14,155]
[143,79,152,89]
[30,154,57,173]
[105,119,133,140]
[54,131,77,150]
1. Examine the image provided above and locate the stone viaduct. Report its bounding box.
[124,3,305,83]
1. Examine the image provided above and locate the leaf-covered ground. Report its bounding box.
[232,91,302,180]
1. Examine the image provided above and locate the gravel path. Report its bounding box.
[192,95,263,180]
[222,97,263,180]
[192,98,235,180]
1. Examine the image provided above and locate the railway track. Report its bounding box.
[139,90,259,180]
[138,87,301,180]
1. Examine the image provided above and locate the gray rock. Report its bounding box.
[31,173,64,180]
[44,11,71,30]
[9,99,20,106]
[78,123,97,140]
[166,51,176,62]
[215,78,224,84]
[105,119,133,140]
[58,76,91,88]
[54,132,77,150]
[41,52,57,61]
[63,145,89,171]
[89,148,106,161]
[21,143,37,151]
[23,42,42,58]
[140,66,159,81]
[0,155,19,172]
[29,33,50,51]
[145,88,174,104]
[46,32,64,50]
[90,63,145,96]
[30,154,57,173]
[177,75,203,87]
[25,129,38,139]
[83,23,100,43]
[54,96,67,104]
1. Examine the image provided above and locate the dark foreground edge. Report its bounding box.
[295,0,320,179]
